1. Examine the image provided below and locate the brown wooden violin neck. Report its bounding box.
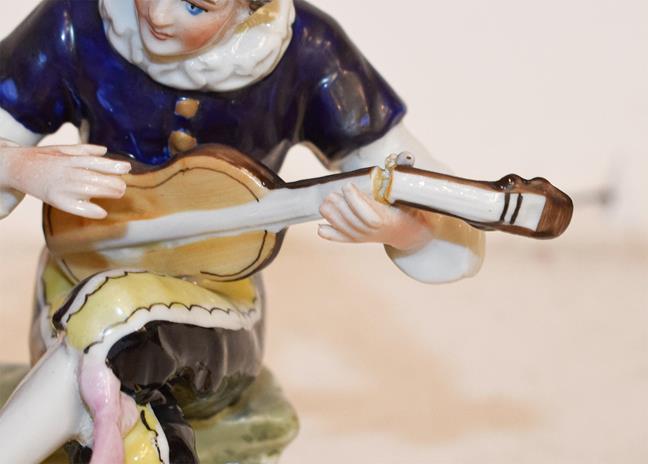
[388,167,573,239]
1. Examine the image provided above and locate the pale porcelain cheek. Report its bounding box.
[138,16,231,56]
[138,21,186,56]
[175,10,241,53]
[178,22,223,51]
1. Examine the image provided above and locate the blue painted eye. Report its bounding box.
[183,1,207,16]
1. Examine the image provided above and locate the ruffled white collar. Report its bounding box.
[99,0,296,92]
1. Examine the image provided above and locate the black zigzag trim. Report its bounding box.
[83,301,259,354]
[57,271,147,329]
[139,409,164,463]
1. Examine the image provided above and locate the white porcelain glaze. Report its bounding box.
[0,341,88,463]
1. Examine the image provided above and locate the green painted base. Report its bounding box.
[0,365,298,464]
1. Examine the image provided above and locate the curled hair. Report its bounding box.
[249,0,272,12]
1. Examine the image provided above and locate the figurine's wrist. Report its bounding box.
[0,147,26,219]
[0,146,16,189]
[0,147,25,191]
[383,209,435,251]
[384,233,432,252]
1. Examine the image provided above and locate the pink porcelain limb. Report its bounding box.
[0,140,131,220]
[319,183,434,252]
[79,358,139,464]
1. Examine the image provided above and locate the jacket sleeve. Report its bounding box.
[298,9,406,165]
[0,0,81,137]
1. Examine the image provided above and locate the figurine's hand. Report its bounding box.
[318,183,435,251]
[0,144,131,219]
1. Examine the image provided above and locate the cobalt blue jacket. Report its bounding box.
[0,0,405,169]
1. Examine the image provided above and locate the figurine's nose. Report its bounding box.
[148,0,174,29]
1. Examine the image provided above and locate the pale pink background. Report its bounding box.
[1,1,647,463]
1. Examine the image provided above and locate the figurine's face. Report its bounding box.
[134,0,247,57]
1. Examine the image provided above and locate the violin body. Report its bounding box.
[45,145,287,283]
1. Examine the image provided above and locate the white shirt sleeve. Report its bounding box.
[338,121,485,284]
[0,106,43,220]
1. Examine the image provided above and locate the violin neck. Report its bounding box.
[129,165,568,246]
[278,164,572,240]
[379,166,571,239]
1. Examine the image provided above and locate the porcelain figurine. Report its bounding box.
[0,1,573,463]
